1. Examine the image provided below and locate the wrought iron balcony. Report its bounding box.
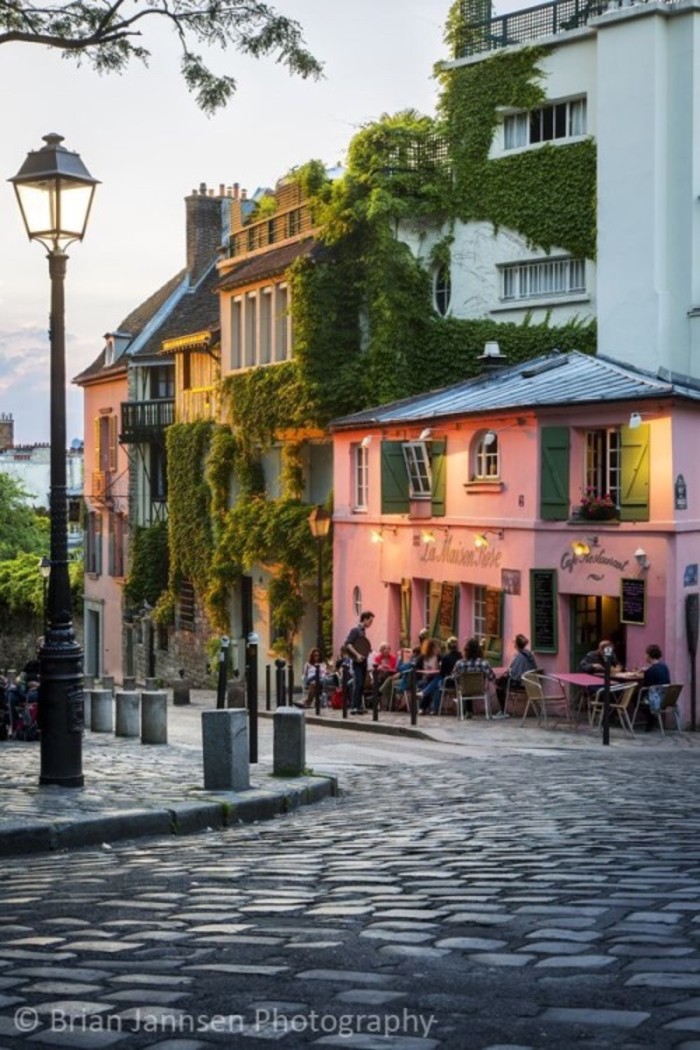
[453,0,658,58]
[120,399,174,444]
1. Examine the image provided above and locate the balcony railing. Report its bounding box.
[120,399,174,444]
[91,470,112,504]
[453,0,661,58]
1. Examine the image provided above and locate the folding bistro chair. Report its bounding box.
[632,683,685,736]
[520,671,569,727]
[589,682,638,735]
[453,670,491,721]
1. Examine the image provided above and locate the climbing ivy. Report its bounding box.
[123,521,169,609]
[166,421,215,596]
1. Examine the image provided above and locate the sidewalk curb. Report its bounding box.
[259,709,432,740]
[0,774,337,859]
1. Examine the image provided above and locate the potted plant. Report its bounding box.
[578,490,618,520]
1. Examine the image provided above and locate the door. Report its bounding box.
[571,595,623,670]
[86,608,101,677]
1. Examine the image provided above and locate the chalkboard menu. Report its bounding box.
[530,569,558,653]
[620,577,646,625]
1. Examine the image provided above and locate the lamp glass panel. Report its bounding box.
[57,182,94,238]
[16,179,93,244]
[15,182,56,238]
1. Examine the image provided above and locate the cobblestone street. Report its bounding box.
[2,728,700,1049]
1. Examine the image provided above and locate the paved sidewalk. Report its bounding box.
[0,689,695,858]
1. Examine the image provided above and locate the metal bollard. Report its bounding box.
[216,635,230,710]
[287,664,295,707]
[341,663,350,720]
[372,671,380,722]
[275,659,286,707]
[247,632,259,764]
[265,663,271,712]
[409,667,417,727]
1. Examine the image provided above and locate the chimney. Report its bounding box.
[478,340,509,371]
[0,413,14,450]
[185,184,230,285]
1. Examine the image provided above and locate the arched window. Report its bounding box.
[433,264,451,316]
[474,430,500,479]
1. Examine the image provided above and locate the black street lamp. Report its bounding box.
[10,134,98,787]
[308,505,332,657]
[38,556,51,634]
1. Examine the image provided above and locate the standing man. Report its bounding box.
[344,610,375,714]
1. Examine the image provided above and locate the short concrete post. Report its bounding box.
[83,690,91,729]
[145,677,158,690]
[201,709,249,791]
[122,676,137,691]
[226,678,246,708]
[83,674,95,691]
[141,690,168,745]
[100,675,115,694]
[90,689,113,733]
[173,678,191,706]
[273,707,305,776]
[115,691,140,738]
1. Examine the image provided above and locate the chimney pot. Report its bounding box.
[199,182,207,195]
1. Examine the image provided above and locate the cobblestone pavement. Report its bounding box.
[2,729,700,1049]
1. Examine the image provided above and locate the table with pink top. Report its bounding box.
[551,672,606,723]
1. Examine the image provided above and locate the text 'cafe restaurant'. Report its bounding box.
[330,351,700,717]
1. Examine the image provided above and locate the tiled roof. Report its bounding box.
[330,350,700,429]
[216,238,319,292]
[131,266,220,360]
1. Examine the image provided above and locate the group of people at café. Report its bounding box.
[301,611,674,730]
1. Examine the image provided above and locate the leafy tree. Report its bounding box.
[0,473,48,560]
[0,1,323,113]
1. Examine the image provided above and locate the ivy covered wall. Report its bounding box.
[151,26,598,660]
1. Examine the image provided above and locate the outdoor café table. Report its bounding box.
[551,671,605,723]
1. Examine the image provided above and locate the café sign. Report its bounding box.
[560,546,629,575]
[419,535,502,569]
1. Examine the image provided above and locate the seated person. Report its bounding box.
[370,643,397,685]
[419,636,461,714]
[300,647,328,708]
[450,637,496,718]
[380,646,419,710]
[495,634,537,717]
[579,640,621,674]
[640,643,671,731]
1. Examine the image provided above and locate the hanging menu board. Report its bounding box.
[620,577,646,625]
[530,569,558,653]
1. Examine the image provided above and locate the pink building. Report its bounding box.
[331,350,699,723]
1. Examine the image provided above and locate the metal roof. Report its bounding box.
[330,350,700,430]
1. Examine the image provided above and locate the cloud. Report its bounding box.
[0,326,84,444]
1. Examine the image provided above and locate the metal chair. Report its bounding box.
[453,670,491,720]
[632,683,685,735]
[520,671,569,727]
[436,675,457,716]
[589,683,638,735]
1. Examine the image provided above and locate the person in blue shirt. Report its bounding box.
[641,643,671,731]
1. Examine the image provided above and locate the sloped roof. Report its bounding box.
[130,266,220,360]
[216,238,319,292]
[330,350,700,430]
[74,268,186,384]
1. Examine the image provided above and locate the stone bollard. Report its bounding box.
[83,690,92,729]
[173,678,191,706]
[100,675,115,694]
[122,676,137,690]
[201,709,249,791]
[145,677,158,690]
[83,674,95,691]
[273,707,305,776]
[115,691,140,738]
[90,689,113,733]
[141,690,168,745]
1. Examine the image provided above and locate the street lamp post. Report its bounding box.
[38,556,51,635]
[308,505,332,657]
[10,134,98,787]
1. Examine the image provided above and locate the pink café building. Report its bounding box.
[330,350,700,724]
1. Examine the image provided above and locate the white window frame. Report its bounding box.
[474,585,486,638]
[500,257,585,302]
[433,264,451,316]
[402,441,432,499]
[585,428,620,507]
[474,432,499,480]
[353,444,368,511]
[503,96,587,151]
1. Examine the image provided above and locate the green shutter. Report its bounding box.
[381,441,410,514]
[619,423,650,521]
[540,426,570,520]
[431,439,446,517]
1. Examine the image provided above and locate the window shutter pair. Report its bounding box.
[380,440,447,516]
[539,425,650,521]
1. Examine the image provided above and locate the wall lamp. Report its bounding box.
[418,427,433,441]
[629,412,655,429]
[634,547,650,570]
[360,435,373,448]
[483,417,527,446]
[421,530,436,545]
[474,529,504,549]
[370,526,397,544]
[571,535,599,557]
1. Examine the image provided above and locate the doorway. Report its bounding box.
[86,608,101,677]
[570,595,624,670]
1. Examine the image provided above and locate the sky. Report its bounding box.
[0,0,524,445]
